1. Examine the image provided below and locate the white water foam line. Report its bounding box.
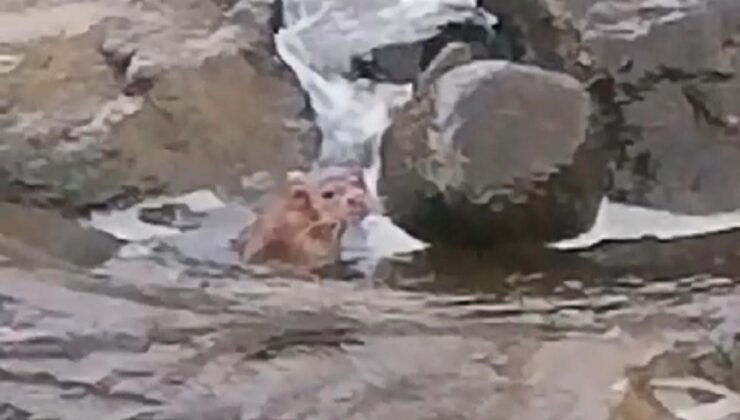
[551,197,740,250]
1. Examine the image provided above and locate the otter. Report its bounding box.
[235,166,372,272]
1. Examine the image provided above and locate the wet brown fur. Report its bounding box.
[236,166,370,272]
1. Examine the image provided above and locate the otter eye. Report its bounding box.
[321,190,335,200]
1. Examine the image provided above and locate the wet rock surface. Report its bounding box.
[361,0,740,227]
[379,60,607,246]
[0,188,737,419]
[1,241,739,419]
[578,0,740,214]
[0,0,315,214]
[3,0,740,419]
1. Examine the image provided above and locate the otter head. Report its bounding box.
[311,166,370,226]
[238,167,369,270]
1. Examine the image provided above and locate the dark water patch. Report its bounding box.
[577,228,740,280]
[373,242,599,295]
[249,327,364,360]
[372,228,740,304]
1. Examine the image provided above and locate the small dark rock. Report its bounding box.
[138,204,205,231]
[479,0,581,73]
[367,42,426,84]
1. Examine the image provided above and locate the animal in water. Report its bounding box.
[235,165,372,272]
[310,165,371,225]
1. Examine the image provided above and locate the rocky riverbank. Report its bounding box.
[1,0,740,419]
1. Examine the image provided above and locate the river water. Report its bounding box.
[3,0,740,418]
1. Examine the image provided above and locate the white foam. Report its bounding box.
[551,197,740,250]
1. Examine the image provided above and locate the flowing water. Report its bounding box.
[4,0,740,418]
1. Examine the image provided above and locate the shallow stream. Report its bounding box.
[2,0,740,418]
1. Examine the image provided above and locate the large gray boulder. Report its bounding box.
[379,60,608,247]
[473,0,740,215]
[578,0,740,214]
[0,0,316,213]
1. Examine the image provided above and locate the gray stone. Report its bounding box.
[580,0,740,214]
[0,0,315,213]
[379,60,607,246]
